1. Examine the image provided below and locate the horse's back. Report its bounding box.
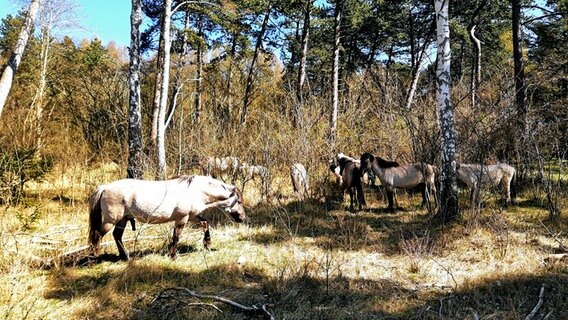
[99,178,195,223]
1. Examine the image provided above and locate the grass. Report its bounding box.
[1,165,568,319]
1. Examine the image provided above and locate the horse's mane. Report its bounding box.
[176,175,195,185]
[376,157,400,168]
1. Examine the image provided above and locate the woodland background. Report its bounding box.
[0,0,567,319]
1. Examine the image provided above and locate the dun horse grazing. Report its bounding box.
[290,163,309,198]
[202,156,241,182]
[360,152,437,211]
[88,175,246,260]
[330,154,366,211]
[239,163,270,198]
[456,163,516,207]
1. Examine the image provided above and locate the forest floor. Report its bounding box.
[1,163,568,320]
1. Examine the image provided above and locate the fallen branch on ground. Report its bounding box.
[525,284,545,320]
[544,253,568,264]
[152,287,275,319]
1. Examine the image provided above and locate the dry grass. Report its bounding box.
[1,165,568,320]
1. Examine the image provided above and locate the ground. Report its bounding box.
[1,164,567,319]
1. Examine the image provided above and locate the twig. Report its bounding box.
[468,307,479,320]
[543,310,553,320]
[524,284,545,320]
[156,287,275,319]
[539,220,568,252]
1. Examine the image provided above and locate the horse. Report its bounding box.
[88,175,246,260]
[456,163,516,207]
[201,156,241,183]
[331,153,376,187]
[290,163,309,198]
[360,152,437,211]
[330,154,366,211]
[239,163,270,198]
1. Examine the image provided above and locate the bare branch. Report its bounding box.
[154,287,276,319]
[525,285,545,320]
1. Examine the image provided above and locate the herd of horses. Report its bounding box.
[329,152,517,213]
[87,152,517,260]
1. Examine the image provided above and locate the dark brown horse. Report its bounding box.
[330,154,366,211]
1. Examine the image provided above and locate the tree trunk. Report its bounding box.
[30,25,51,156]
[151,16,165,151]
[193,14,203,124]
[405,23,434,111]
[127,0,144,179]
[328,0,342,158]
[293,0,312,129]
[512,0,527,171]
[469,25,481,109]
[0,0,41,116]
[434,0,459,222]
[240,3,272,126]
[156,0,172,179]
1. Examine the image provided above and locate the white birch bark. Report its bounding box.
[435,0,459,220]
[127,0,144,179]
[328,0,342,157]
[469,25,481,108]
[0,0,41,116]
[156,0,172,179]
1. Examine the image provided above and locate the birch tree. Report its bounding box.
[435,0,459,221]
[29,0,78,155]
[156,0,172,179]
[328,0,342,157]
[0,0,41,116]
[127,0,144,179]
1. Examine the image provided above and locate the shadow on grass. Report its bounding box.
[43,259,568,319]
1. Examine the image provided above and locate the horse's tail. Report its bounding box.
[88,187,104,248]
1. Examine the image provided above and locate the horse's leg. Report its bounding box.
[169,217,189,258]
[91,222,113,257]
[502,178,511,206]
[348,187,355,212]
[197,216,211,249]
[356,180,365,210]
[386,189,395,212]
[113,217,129,260]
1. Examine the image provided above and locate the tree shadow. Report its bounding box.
[43,258,568,319]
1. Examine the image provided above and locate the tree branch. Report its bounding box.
[154,287,276,319]
[525,285,545,320]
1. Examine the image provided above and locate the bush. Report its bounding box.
[0,148,53,204]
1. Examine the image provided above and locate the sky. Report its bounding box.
[0,0,132,47]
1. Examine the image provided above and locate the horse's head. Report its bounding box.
[226,187,246,222]
[359,152,375,173]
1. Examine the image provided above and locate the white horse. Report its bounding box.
[456,163,516,207]
[203,156,241,182]
[290,163,309,198]
[88,175,246,260]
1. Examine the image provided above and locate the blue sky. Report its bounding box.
[0,0,132,47]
